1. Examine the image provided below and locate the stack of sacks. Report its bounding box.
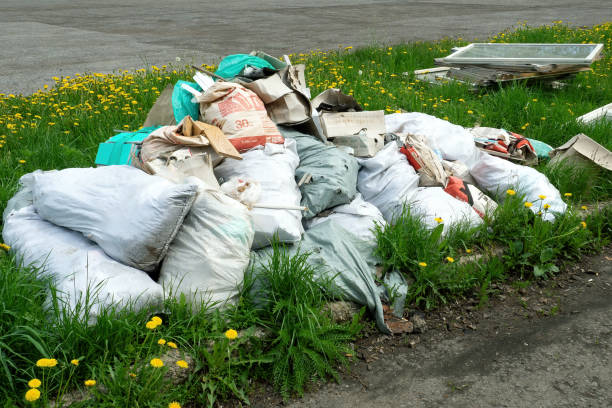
[215,139,303,249]
[2,166,202,319]
[385,113,566,221]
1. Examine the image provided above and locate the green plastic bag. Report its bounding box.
[172,80,201,123]
[95,126,160,166]
[215,54,275,80]
[280,127,359,219]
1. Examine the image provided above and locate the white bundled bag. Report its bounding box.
[385,113,566,221]
[214,139,303,249]
[304,193,386,242]
[3,206,164,318]
[385,113,483,168]
[408,187,483,232]
[32,166,198,271]
[470,153,566,221]
[357,142,420,222]
[159,178,254,308]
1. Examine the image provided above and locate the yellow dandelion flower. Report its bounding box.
[538,195,546,200]
[581,205,588,210]
[446,257,455,263]
[18,159,26,164]
[166,342,177,349]
[145,320,158,330]
[84,379,96,387]
[176,360,188,369]
[466,249,472,254]
[543,204,551,210]
[28,379,41,388]
[564,193,572,197]
[506,189,516,196]
[36,358,57,368]
[524,202,533,208]
[151,316,162,325]
[418,262,427,267]
[25,388,40,402]
[71,359,79,366]
[0,243,10,251]
[434,217,443,223]
[150,358,164,368]
[158,338,166,345]
[129,372,137,378]
[169,402,181,408]
[580,221,587,229]
[224,329,238,340]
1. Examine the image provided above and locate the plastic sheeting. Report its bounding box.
[3,206,164,319]
[159,178,254,308]
[304,193,386,242]
[252,220,405,334]
[214,140,303,249]
[280,127,359,219]
[32,166,198,271]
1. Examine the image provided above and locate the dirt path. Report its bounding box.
[266,246,612,408]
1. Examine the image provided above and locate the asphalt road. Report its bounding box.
[287,247,612,408]
[1,0,611,94]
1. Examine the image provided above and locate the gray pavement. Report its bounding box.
[1,0,611,95]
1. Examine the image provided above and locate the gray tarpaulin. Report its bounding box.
[251,219,408,333]
[279,127,358,219]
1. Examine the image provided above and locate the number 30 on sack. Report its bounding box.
[235,119,249,129]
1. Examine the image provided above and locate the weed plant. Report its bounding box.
[375,193,611,309]
[246,242,362,399]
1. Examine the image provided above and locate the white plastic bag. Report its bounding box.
[304,193,386,242]
[159,178,254,308]
[2,206,164,319]
[408,187,483,232]
[385,113,566,220]
[470,153,566,221]
[385,113,483,168]
[357,142,420,222]
[214,139,303,248]
[32,166,198,271]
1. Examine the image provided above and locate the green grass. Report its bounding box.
[1,21,612,407]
